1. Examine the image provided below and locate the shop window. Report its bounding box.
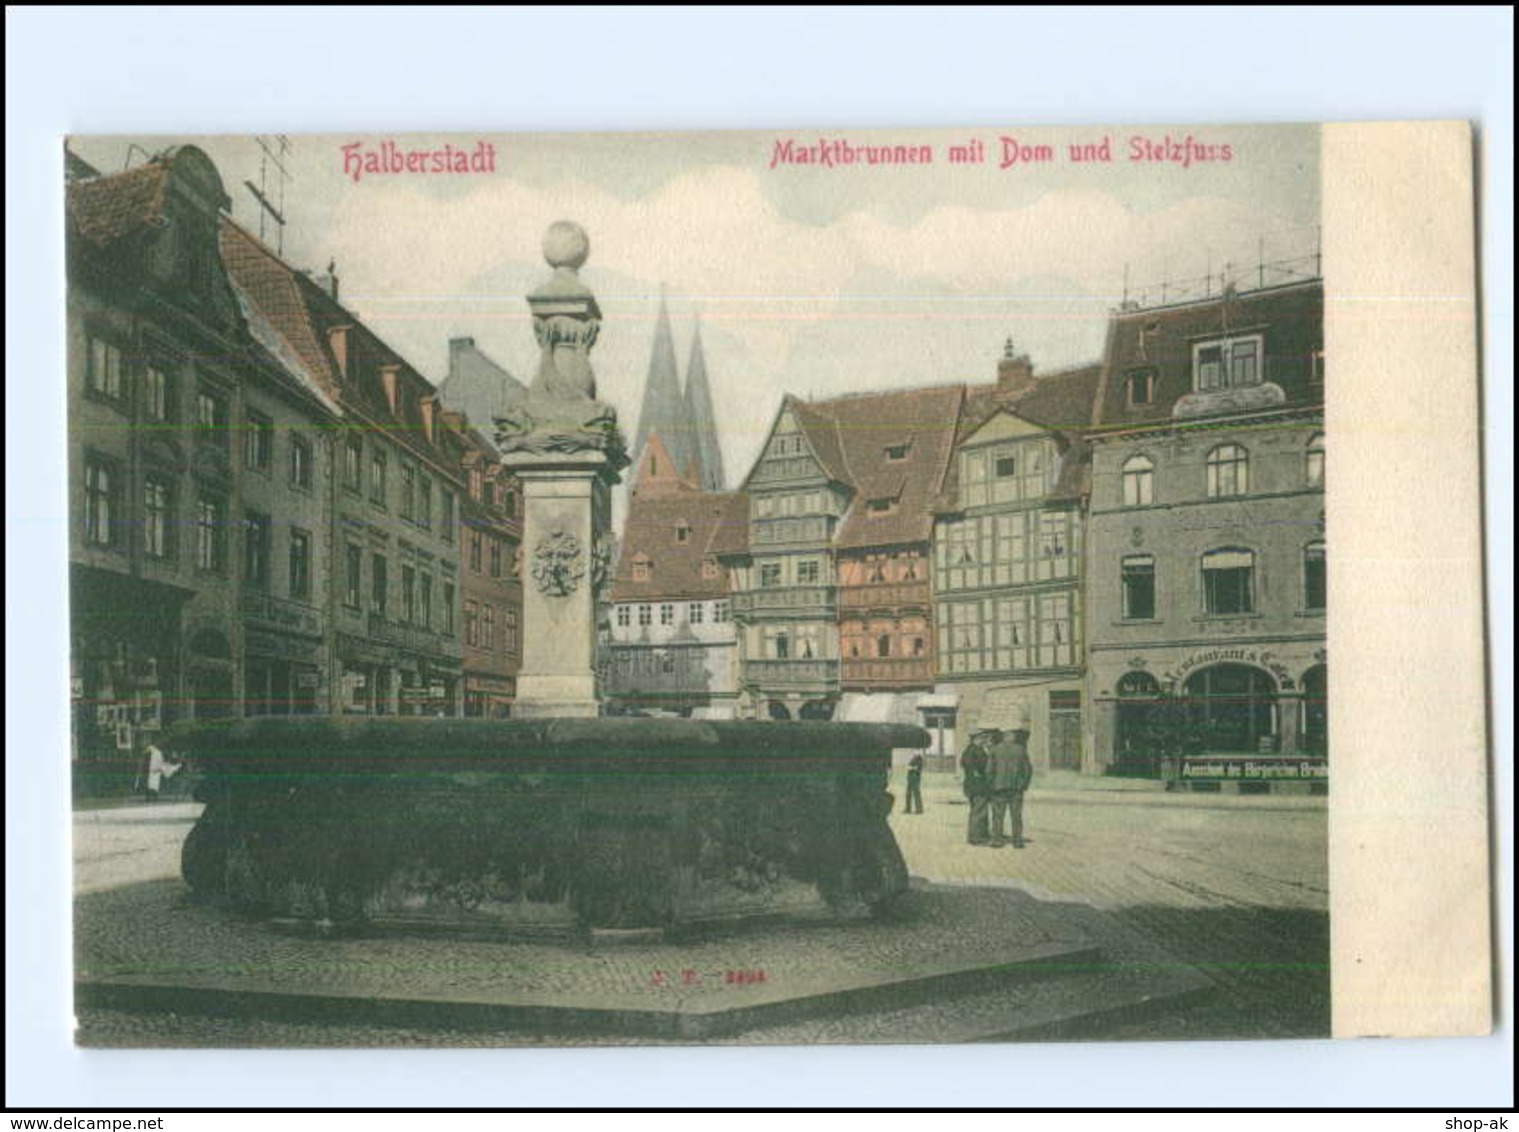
[1202,548,1255,615]
[1122,554,1155,620]
[1121,455,1154,507]
[1205,444,1249,498]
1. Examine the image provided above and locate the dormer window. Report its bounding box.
[1124,368,1156,407]
[675,520,691,544]
[632,554,652,583]
[884,442,911,461]
[867,498,895,515]
[701,558,719,580]
[1193,334,1263,391]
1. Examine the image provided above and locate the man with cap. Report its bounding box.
[959,730,994,845]
[986,726,1033,848]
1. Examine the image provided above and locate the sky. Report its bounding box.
[70,125,1320,485]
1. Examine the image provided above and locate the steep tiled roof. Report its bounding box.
[610,489,747,602]
[219,219,338,401]
[793,385,965,550]
[66,162,170,246]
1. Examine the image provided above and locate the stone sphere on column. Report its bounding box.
[543,221,590,270]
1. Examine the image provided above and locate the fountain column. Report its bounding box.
[496,222,628,718]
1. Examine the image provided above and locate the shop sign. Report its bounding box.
[1181,757,1328,780]
[1162,647,1296,690]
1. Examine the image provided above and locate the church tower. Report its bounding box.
[630,290,697,495]
[683,314,726,491]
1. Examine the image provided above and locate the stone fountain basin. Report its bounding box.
[168,717,925,935]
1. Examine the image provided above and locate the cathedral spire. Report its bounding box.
[631,287,695,493]
[683,313,726,491]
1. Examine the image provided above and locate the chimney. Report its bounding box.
[326,325,352,379]
[380,363,401,414]
[996,337,1035,395]
[419,394,437,442]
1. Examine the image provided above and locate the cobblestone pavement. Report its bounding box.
[73,773,1328,1046]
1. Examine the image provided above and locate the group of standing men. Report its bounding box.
[896,703,1035,850]
[959,726,1033,848]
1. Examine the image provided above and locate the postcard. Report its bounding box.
[63,121,1487,1048]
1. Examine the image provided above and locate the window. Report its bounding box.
[289,528,312,600]
[867,497,895,515]
[197,389,229,450]
[759,563,782,588]
[243,511,272,590]
[1038,513,1068,558]
[400,564,416,623]
[469,530,483,574]
[1202,548,1255,615]
[86,334,124,400]
[197,496,227,573]
[994,456,1017,478]
[1124,368,1155,407]
[637,604,652,627]
[868,560,886,583]
[143,477,172,559]
[1121,554,1156,620]
[660,603,675,626]
[400,463,416,520]
[417,474,432,529]
[371,553,388,616]
[344,436,363,493]
[632,554,651,582]
[442,580,455,634]
[911,637,925,657]
[1194,335,1263,391]
[83,458,119,547]
[469,467,483,500]
[713,600,730,623]
[419,572,433,628]
[876,635,891,659]
[143,363,172,422]
[616,605,631,628]
[489,537,503,578]
[1306,433,1325,488]
[344,544,363,609]
[689,602,704,625]
[370,449,387,507]
[1304,542,1327,611]
[483,603,495,650]
[1205,444,1249,498]
[243,411,273,471]
[885,443,911,461]
[465,600,479,646]
[1121,455,1154,507]
[503,489,517,518]
[1309,349,1325,387]
[797,559,820,584]
[289,434,313,491]
[504,606,518,655]
[675,521,691,544]
[701,558,719,580]
[440,489,455,542]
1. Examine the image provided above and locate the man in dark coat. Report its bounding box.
[904,751,925,814]
[986,728,1034,848]
[959,731,993,845]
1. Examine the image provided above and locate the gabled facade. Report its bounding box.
[730,398,849,719]
[1084,280,1326,775]
[931,350,1102,770]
